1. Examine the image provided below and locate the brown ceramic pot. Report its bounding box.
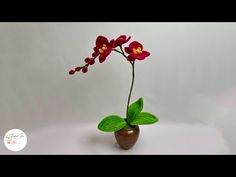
[114,125,139,150]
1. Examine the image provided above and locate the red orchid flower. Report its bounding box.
[69,35,151,76]
[92,36,114,63]
[125,41,150,61]
[114,35,131,48]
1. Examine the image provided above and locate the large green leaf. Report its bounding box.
[97,115,127,132]
[130,112,159,125]
[127,97,144,124]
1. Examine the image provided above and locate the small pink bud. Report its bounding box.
[84,58,91,63]
[89,60,95,65]
[82,67,88,73]
[69,70,75,75]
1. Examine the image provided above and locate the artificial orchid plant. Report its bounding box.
[69,35,159,132]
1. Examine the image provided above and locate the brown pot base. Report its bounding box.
[114,125,140,150]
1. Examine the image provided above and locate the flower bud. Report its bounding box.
[69,70,75,75]
[82,67,88,73]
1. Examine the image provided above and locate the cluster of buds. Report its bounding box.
[69,57,94,75]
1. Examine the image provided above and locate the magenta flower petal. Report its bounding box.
[99,48,112,63]
[127,55,135,61]
[141,51,150,58]
[129,50,150,60]
[125,47,132,54]
[96,36,109,48]
[129,53,146,60]
[109,39,115,48]
[114,35,131,47]
[129,41,143,50]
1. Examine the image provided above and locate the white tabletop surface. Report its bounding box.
[0,122,230,154]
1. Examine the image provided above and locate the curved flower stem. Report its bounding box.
[119,45,125,55]
[120,42,136,120]
[126,60,135,120]
[112,48,129,60]
[112,47,135,122]
[113,48,123,54]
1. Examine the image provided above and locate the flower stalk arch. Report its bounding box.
[69,35,158,133]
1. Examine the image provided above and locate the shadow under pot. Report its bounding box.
[114,125,139,150]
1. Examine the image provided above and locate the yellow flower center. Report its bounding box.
[133,47,142,54]
[99,44,108,54]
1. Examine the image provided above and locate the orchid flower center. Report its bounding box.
[133,47,142,54]
[99,44,108,54]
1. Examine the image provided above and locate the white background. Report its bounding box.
[0,23,236,154]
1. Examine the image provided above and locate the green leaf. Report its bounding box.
[123,123,133,129]
[127,97,144,124]
[97,115,127,132]
[130,112,159,126]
